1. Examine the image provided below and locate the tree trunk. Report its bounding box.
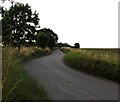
[17,40,21,51]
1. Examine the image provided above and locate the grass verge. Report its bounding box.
[62,48,119,83]
[2,47,52,101]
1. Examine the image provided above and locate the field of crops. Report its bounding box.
[70,48,119,64]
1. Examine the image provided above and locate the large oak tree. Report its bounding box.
[2,2,40,50]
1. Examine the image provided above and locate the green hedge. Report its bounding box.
[64,52,119,83]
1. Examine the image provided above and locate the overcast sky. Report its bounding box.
[1,0,119,48]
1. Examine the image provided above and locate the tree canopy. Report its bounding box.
[74,43,80,48]
[2,2,40,50]
[36,32,49,49]
[2,1,59,50]
[37,28,58,49]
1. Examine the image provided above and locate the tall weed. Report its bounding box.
[2,47,51,101]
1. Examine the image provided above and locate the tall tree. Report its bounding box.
[36,32,49,49]
[38,28,58,49]
[2,2,40,50]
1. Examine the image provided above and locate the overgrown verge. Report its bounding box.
[62,48,119,83]
[2,47,52,101]
[19,47,51,62]
[60,48,71,54]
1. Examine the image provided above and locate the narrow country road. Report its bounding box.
[24,50,118,100]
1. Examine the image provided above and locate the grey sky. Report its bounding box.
[1,0,119,48]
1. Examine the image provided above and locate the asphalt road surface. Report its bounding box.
[24,50,118,100]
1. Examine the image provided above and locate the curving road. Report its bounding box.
[24,50,118,100]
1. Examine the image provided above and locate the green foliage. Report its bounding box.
[18,48,51,62]
[30,48,50,58]
[63,49,119,82]
[55,43,72,48]
[60,48,71,54]
[38,28,58,49]
[36,32,49,49]
[2,2,40,50]
[74,43,80,48]
[55,43,62,48]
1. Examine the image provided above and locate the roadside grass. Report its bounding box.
[2,47,52,101]
[62,48,119,82]
[60,48,71,54]
[19,47,51,62]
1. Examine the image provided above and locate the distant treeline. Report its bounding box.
[56,42,80,48]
